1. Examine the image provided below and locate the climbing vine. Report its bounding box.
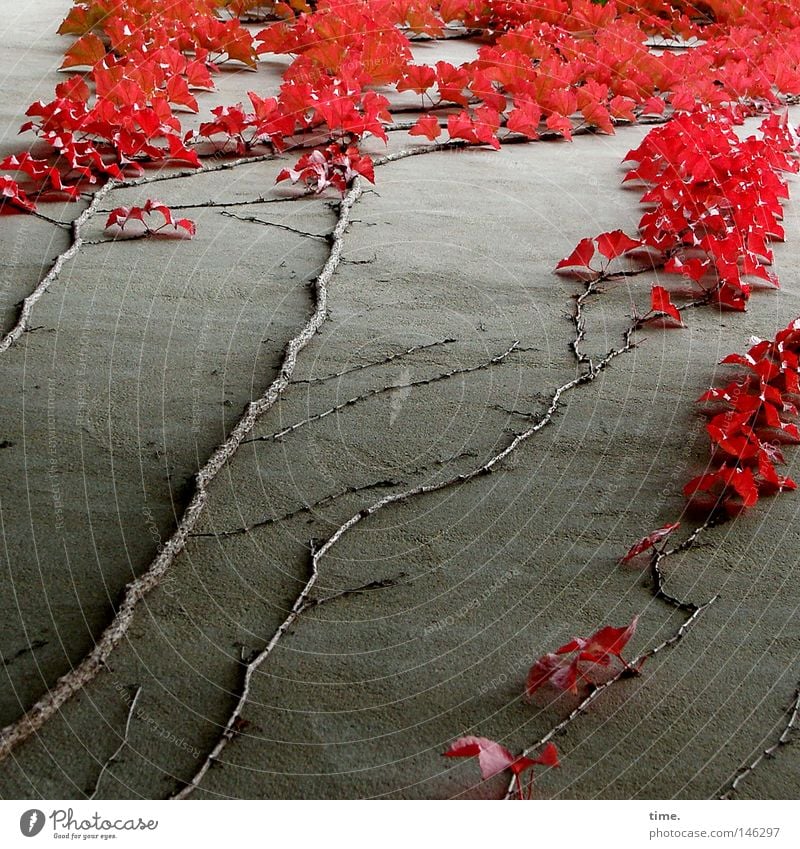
[2,0,800,800]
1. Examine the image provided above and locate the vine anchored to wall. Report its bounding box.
[2,0,800,800]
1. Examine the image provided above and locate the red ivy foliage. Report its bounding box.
[105,199,196,237]
[687,321,800,515]
[619,522,681,564]
[526,616,639,697]
[558,109,799,322]
[443,737,559,799]
[7,0,800,801]
[6,0,800,211]
[276,144,376,193]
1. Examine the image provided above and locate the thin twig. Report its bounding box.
[245,341,519,443]
[220,210,330,241]
[570,278,600,368]
[290,338,457,386]
[649,516,719,612]
[374,141,468,164]
[190,445,479,540]
[171,547,320,799]
[720,685,800,798]
[172,557,406,799]
[190,476,404,539]
[298,573,408,611]
[118,152,278,189]
[161,192,315,211]
[28,209,70,229]
[87,686,142,800]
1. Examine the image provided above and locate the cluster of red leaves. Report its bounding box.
[624,109,798,312]
[443,737,559,800]
[686,320,800,515]
[442,615,639,797]
[557,108,799,323]
[398,0,800,150]
[105,199,196,237]
[7,1,800,211]
[557,229,642,273]
[526,616,639,697]
[0,0,261,212]
[276,144,375,193]
[556,229,684,326]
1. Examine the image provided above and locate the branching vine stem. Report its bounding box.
[290,337,457,385]
[720,685,800,798]
[504,593,719,800]
[171,563,405,799]
[245,341,519,443]
[0,141,484,761]
[0,177,363,762]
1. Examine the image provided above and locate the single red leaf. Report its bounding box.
[408,114,441,141]
[619,522,680,563]
[61,33,106,70]
[596,230,642,260]
[442,736,514,779]
[650,285,683,324]
[576,616,639,665]
[506,103,542,139]
[526,652,581,696]
[175,218,197,237]
[556,237,595,271]
[531,741,560,768]
[0,175,36,212]
[397,64,436,95]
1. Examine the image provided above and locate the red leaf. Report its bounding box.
[443,736,514,779]
[730,466,759,507]
[175,218,197,237]
[650,285,682,324]
[55,75,90,103]
[167,135,201,168]
[397,64,436,95]
[408,114,441,141]
[105,201,195,238]
[166,76,199,113]
[435,61,469,106]
[528,616,639,696]
[61,33,106,70]
[526,652,581,696]
[596,230,642,260]
[573,617,639,665]
[506,103,542,139]
[0,175,35,212]
[443,737,558,781]
[619,523,680,563]
[531,742,560,768]
[556,237,595,270]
